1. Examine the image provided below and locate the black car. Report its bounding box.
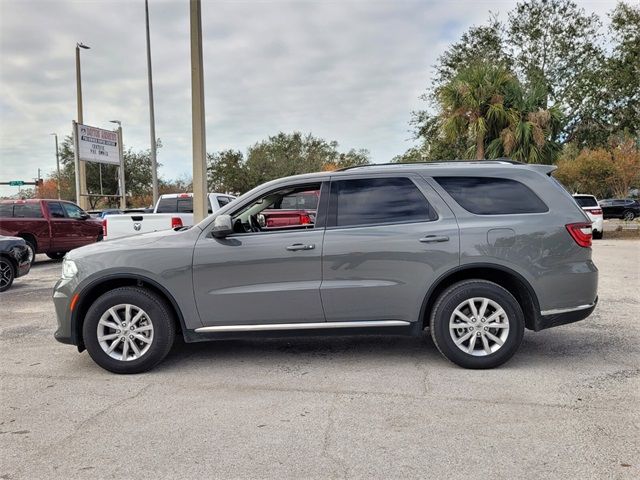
[598,198,640,221]
[0,235,31,292]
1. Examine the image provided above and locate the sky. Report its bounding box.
[0,0,616,197]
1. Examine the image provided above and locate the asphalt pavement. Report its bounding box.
[1,240,639,479]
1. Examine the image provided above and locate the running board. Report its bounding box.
[194,320,410,333]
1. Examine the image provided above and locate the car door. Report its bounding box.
[192,180,328,326]
[45,201,72,251]
[320,174,459,324]
[61,202,95,248]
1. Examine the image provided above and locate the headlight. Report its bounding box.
[61,258,78,279]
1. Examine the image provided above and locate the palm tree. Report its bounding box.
[437,63,517,160]
[486,82,563,164]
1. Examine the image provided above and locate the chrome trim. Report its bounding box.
[195,320,410,333]
[540,303,596,316]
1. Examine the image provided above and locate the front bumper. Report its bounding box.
[533,297,598,331]
[52,276,78,345]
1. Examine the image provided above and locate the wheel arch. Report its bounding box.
[419,264,540,331]
[71,274,187,351]
[17,232,37,249]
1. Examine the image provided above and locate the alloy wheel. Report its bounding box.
[97,304,154,361]
[449,297,510,356]
[0,260,13,290]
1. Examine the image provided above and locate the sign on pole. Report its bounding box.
[9,180,25,186]
[76,123,122,165]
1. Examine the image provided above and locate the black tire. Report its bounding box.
[430,280,525,369]
[593,230,603,240]
[21,238,36,263]
[46,252,66,260]
[623,210,635,221]
[0,258,15,292]
[82,287,176,374]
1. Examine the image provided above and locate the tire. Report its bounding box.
[82,287,176,374]
[430,280,525,369]
[623,210,635,221]
[46,252,66,260]
[21,238,35,264]
[0,258,15,292]
[593,230,603,240]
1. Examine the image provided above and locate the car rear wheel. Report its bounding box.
[623,210,635,221]
[83,287,176,374]
[430,280,524,369]
[46,252,66,260]
[0,258,15,292]
[593,230,603,240]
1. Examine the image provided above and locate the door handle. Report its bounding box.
[286,243,315,251]
[419,235,449,243]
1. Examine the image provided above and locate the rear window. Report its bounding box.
[177,198,193,213]
[574,196,598,207]
[13,203,44,218]
[156,198,177,213]
[435,177,548,215]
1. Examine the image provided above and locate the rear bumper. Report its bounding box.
[533,298,598,331]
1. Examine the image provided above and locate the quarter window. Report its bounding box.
[13,203,44,218]
[331,177,435,227]
[435,177,548,215]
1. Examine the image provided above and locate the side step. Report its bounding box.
[194,320,410,333]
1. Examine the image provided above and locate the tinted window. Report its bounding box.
[574,196,598,207]
[13,203,44,218]
[156,198,177,213]
[0,204,13,217]
[435,177,548,215]
[47,202,65,218]
[217,196,231,207]
[62,203,84,219]
[332,177,434,227]
[177,198,193,213]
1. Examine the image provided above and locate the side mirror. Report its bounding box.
[211,214,233,238]
[80,213,90,220]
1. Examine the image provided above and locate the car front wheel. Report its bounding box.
[430,280,524,369]
[0,258,15,292]
[82,287,176,374]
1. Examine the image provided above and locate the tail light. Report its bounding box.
[171,217,183,229]
[589,208,602,215]
[566,222,592,248]
[299,214,311,225]
[102,218,107,237]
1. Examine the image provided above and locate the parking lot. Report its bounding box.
[1,240,638,479]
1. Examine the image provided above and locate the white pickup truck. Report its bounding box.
[103,192,236,240]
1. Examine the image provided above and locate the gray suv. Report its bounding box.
[53,161,598,373]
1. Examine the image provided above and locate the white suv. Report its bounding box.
[573,194,603,239]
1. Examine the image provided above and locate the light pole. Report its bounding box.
[50,133,60,199]
[110,120,126,210]
[145,0,158,206]
[190,0,207,223]
[75,42,90,209]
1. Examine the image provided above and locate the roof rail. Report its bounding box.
[335,158,525,172]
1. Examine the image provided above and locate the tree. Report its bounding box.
[554,148,616,197]
[437,63,518,159]
[608,136,640,197]
[207,150,249,195]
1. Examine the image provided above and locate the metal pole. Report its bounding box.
[118,126,126,210]
[76,43,89,209]
[52,133,60,199]
[72,121,81,205]
[145,0,158,206]
[190,0,207,223]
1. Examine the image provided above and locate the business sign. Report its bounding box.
[76,123,121,165]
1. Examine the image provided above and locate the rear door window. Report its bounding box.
[330,177,435,227]
[13,203,44,218]
[435,177,548,215]
[46,202,66,218]
[0,204,13,217]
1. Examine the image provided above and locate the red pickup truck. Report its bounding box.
[0,199,103,261]
[261,190,319,229]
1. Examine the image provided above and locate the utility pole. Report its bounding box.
[190,0,207,223]
[50,133,60,199]
[145,0,158,206]
[75,42,90,209]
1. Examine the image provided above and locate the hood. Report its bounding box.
[68,227,200,260]
[0,236,26,250]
